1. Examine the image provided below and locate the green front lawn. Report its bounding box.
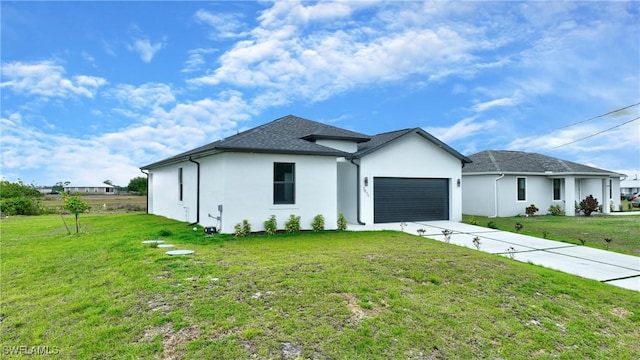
[1,214,639,359]
[462,214,640,255]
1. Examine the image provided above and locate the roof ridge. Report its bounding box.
[486,150,502,172]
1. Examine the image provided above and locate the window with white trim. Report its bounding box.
[274,163,295,204]
[517,177,526,201]
[553,179,562,201]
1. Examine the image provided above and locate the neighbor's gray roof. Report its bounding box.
[142,115,371,168]
[462,150,621,176]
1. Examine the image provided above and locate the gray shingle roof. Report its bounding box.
[141,115,471,169]
[462,150,620,176]
[142,115,370,168]
[354,128,472,163]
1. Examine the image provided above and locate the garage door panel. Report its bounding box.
[374,177,449,223]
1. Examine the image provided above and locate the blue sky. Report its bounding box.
[1,1,639,187]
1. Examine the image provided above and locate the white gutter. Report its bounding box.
[493,173,505,218]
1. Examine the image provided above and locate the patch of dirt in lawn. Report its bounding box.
[339,293,380,324]
[141,322,201,360]
[610,306,631,318]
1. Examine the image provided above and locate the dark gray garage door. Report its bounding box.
[374,177,449,223]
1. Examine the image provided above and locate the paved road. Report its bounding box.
[349,221,640,292]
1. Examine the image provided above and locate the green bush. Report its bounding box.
[487,221,498,229]
[548,204,565,216]
[311,214,325,232]
[467,216,478,225]
[284,214,301,233]
[0,197,43,215]
[263,215,277,235]
[0,180,42,199]
[337,213,347,231]
[234,219,251,237]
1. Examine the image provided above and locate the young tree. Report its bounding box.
[63,193,91,233]
[127,176,147,195]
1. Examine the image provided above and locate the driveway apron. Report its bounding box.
[348,221,640,292]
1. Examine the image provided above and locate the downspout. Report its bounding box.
[140,169,149,214]
[349,157,366,225]
[493,173,504,218]
[188,157,200,225]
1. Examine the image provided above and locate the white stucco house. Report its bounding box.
[141,115,471,233]
[64,184,116,195]
[462,150,622,217]
[620,175,640,198]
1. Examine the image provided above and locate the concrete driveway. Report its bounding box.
[349,221,640,292]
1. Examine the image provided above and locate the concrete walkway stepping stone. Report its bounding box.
[157,244,175,248]
[166,250,195,256]
[142,240,164,244]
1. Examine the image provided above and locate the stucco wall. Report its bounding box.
[461,174,497,216]
[359,133,464,223]
[337,160,358,223]
[148,161,198,223]
[149,152,339,233]
[462,174,619,216]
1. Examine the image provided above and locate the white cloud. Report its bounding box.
[188,4,488,105]
[473,91,523,113]
[0,60,107,98]
[193,9,249,39]
[182,48,217,73]
[127,37,165,63]
[107,83,176,110]
[0,90,254,186]
[425,117,498,143]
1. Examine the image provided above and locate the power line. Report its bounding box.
[551,116,639,149]
[555,102,640,131]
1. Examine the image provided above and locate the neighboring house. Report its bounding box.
[141,115,471,233]
[462,150,622,217]
[64,184,116,195]
[620,176,640,198]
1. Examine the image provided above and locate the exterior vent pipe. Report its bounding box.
[349,157,366,225]
[140,169,149,214]
[188,157,201,225]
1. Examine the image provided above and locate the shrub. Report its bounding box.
[579,195,599,216]
[487,221,498,229]
[158,229,172,236]
[515,223,523,232]
[525,204,539,216]
[311,214,325,232]
[337,213,347,231]
[548,204,565,216]
[234,219,251,237]
[0,197,43,215]
[284,214,301,233]
[467,216,478,225]
[263,215,277,235]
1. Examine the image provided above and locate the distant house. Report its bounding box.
[141,115,471,233]
[64,184,116,195]
[620,176,640,198]
[462,150,622,217]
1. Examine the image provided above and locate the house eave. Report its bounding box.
[462,171,622,178]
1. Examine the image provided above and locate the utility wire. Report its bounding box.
[554,102,639,130]
[551,116,639,149]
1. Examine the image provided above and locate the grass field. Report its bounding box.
[41,194,147,214]
[1,213,638,359]
[462,214,640,255]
